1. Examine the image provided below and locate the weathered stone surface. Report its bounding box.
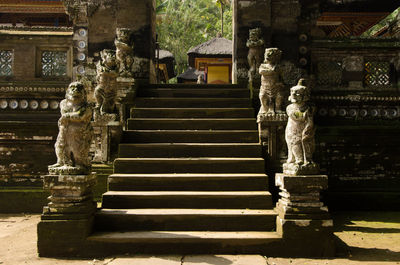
[115,28,135,78]
[48,82,93,175]
[92,121,122,163]
[95,49,118,120]
[258,48,285,116]
[276,216,333,237]
[247,28,265,87]
[284,79,319,176]
[275,173,328,192]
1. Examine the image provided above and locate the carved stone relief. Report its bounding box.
[283,79,319,175]
[48,81,93,175]
[258,48,285,116]
[94,49,118,122]
[115,28,135,78]
[246,28,264,84]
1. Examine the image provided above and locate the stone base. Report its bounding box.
[276,216,335,257]
[275,173,328,192]
[283,162,320,175]
[257,112,288,123]
[274,172,335,256]
[48,165,91,175]
[37,217,93,257]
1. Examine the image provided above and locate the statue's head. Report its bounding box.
[289,79,310,104]
[100,49,116,68]
[66,81,86,103]
[249,28,261,40]
[116,28,132,43]
[264,48,282,64]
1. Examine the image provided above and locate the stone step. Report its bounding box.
[134,98,252,108]
[137,88,250,98]
[126,118,257,130]
[87,230,281,255]
[108,173,268,191]
[94,209,276,231]
[122,130,259,143]
[113,157,265,174]
[118,143,262,158]
[101,191,273,209]
[130,108,255,118]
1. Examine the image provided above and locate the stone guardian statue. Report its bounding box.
[115,28,134,78]
[283,79,319,175]
[246,28,264,84]
[258,48,284,116]
[94,49,118,121]
[49,81,93,175]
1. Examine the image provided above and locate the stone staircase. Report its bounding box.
[88,84,281,254]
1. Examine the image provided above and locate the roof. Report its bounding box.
[0,0,65,13]
[177,67,204,81]
[158,49,174,60]
[187,37,232,56]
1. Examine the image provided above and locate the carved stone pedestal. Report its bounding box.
[92,120,122,163]
[117,77,136,127]
[117,77,136,101]
[275,173,335,257]
[257,113,288,164]
[38,173,97,257]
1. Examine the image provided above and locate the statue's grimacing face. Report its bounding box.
[67,83,85,102]
[290,86,306,103]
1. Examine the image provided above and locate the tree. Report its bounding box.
[156,0,232,80]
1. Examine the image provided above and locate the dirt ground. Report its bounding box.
[0,212,399,265]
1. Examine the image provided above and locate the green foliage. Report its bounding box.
[156,0,232,77]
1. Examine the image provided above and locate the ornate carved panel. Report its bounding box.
[316,61,342,86]
[364,61,390,87]
[41,51,68,77]
[0,50,13,76]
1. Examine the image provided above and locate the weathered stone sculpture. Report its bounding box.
[48,81,93,175]
[259,48,285,115]
[94,49,118,120]
[115,28,134,78]
[246,28,264,84]
[283,79,319,175]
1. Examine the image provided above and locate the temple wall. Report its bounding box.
[0,31,73,212]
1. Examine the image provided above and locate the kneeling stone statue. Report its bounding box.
[283,79,319,175]
[49,81,93,175]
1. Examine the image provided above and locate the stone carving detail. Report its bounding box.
[115,28,135,78]
[246,28,264,84]
[258,48,285,116]
[283,79,319,175]
[41,51,68,77]
[316,61,342,86]
[280,60,304,86]
[0,50,13,76]
[342,56,364,72]
[49,81,93,175]
[94,49,118,121]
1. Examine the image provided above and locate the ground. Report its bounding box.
[0,212,399,265]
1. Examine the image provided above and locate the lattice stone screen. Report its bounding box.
[0,50,13,76]
[316,61,342,86]
[364,61,390,87]
[41,50,67,77]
